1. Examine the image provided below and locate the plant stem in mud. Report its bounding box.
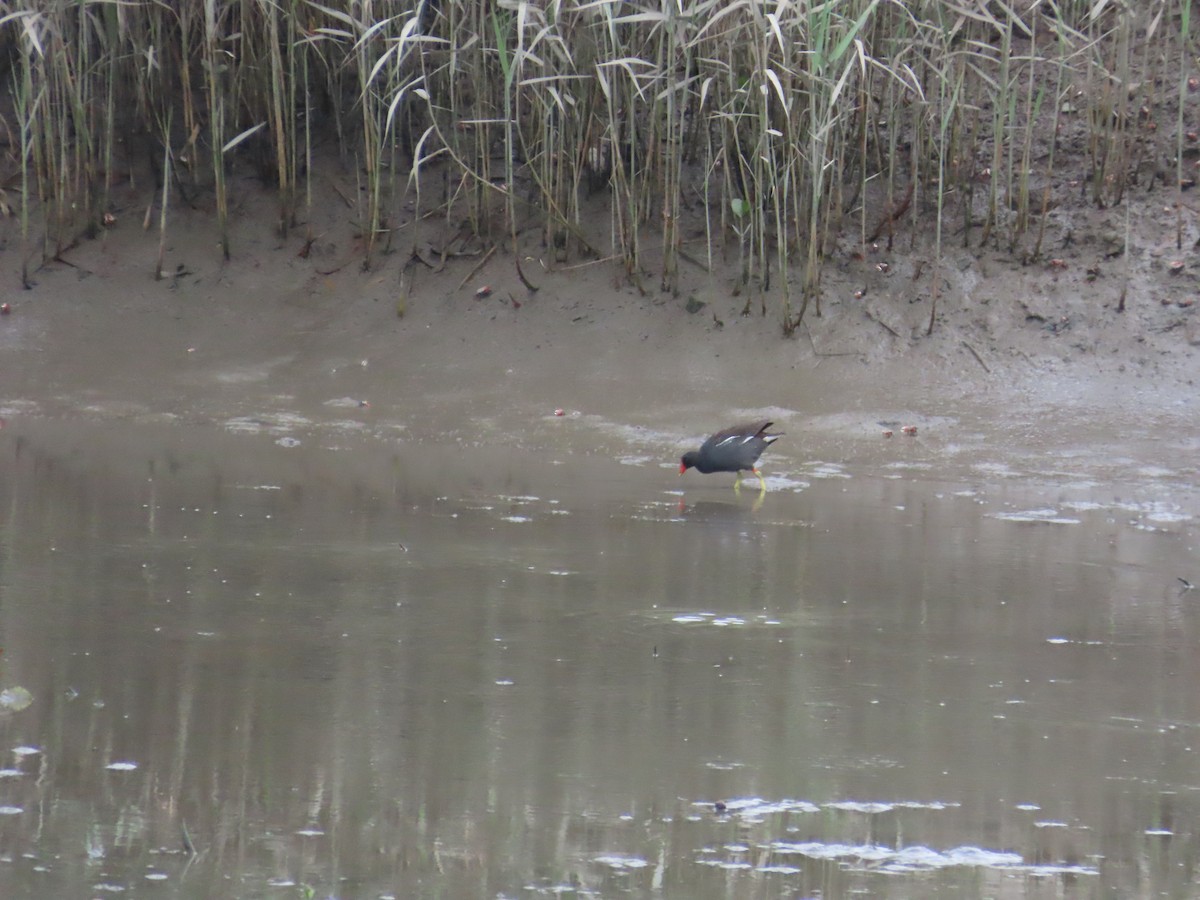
[155,111,171,282]
[204,0,230,260]
[266,0,292,237]
[1118,187,1130,312]
[928,63,958,337]
[978,11,1012,248]
[1011,15,1042,254]
[302,44,314,252]
[15,46,37,289]
[1177,0,1192,250]
[658,2,682,295]
[355,6,382,268]
[492,8,522,280]
[1032,31,1069,263]
[101,5,118,228]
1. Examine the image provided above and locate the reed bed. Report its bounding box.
[0,0,1191,330]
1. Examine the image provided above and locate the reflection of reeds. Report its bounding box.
[0,2,1187,323]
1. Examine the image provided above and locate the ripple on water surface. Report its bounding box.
[684,796,1098,880]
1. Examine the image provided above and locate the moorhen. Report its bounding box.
[679,420,783,490]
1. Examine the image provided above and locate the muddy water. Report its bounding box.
[0,417,1197,899]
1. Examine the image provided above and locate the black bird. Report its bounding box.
[679,420,783,490]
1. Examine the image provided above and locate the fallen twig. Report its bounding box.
[456,244,497,291]
[329,180,354,209]
[514,254,540,293]
[864,307,900,338]
[867,181,914,244]
[558,253,619,271]
[961,340,991,374]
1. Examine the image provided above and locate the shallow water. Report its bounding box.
[0,417,1198,899]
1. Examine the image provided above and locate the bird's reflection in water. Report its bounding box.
[676,490,767,520]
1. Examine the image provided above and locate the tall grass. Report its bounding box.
[0,0,1190,330]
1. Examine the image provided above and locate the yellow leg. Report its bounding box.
[754,467,767,491]
[733,470,743,492]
